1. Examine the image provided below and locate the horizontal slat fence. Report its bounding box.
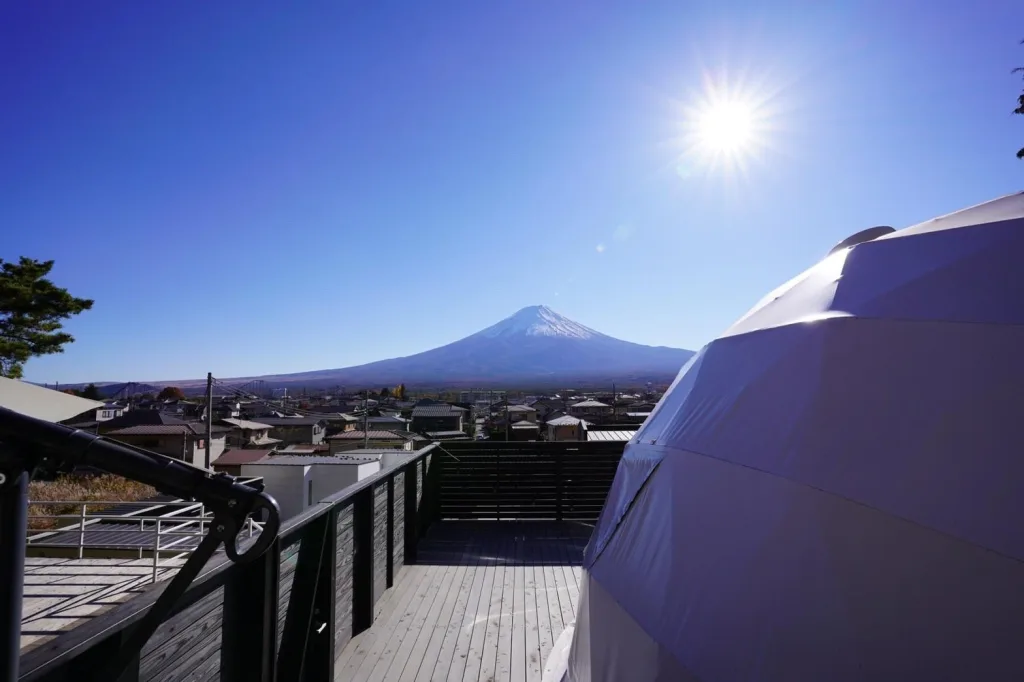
[436,441,625,522]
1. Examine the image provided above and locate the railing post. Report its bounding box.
[495,450,501,521]
[352,486,374,634]
[386,476,395,588]
[152,519,161,583]
[79,503,87,559]
[276,510,335,682]
[222,538,281,682]
[404,461,418,564]
[555,447,564,522]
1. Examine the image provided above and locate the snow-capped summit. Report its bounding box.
[173,306,695,388]
[476,305,598,340]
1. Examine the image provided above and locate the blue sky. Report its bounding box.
[4,1,1023,383]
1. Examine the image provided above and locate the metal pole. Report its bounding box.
[78,503,86,559]
[205,372,214,469]
[0,471,29,682]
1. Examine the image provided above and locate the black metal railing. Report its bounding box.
[17,445,443,682]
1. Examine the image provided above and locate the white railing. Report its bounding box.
[26,477,265,583]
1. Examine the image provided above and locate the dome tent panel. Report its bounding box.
[563,192,1024,681]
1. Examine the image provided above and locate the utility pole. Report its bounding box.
[504,398,509,441]
[363,390,369,449]
[205,372,214,469]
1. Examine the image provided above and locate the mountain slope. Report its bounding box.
[235,306,694,388]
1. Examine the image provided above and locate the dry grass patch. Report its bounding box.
[28,474,157,530]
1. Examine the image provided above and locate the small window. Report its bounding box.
[307,479,313,506]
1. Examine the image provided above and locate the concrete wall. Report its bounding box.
[310,462,380,503]
[240,463,311,520]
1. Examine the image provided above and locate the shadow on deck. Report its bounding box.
[335,521,592,682]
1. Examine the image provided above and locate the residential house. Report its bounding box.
[569,399,613,417]
[96,403,126,422]
[505,404,537,423]
[219,418,282,449]
[411,403,466,433]
[326,430,415,454]
[546,415,589,442]
[510,421,541,441]
[353,415,410,432]
[529,398,564,421]
[104,422,229,469]
[256,416,327,446]
[211,449,275,476]
[240,454,383,520]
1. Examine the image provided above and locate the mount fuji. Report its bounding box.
[213,306,695,389]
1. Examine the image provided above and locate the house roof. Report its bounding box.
[546,415,589,426]
[506,405,537,413]
[0,377,105,423]
[106,424,197,436]
[425,430,472,439]
[212,449,275,466]
[511,421,541,429]
[99,410,190,430]
[586,430,636,442]
[412,404,467,418]
[220,417,273,430]
[248,454,381,466]
[571,400,611,408]
[256,416,326,426]
[327,430,409,441]
[366,415,409,424]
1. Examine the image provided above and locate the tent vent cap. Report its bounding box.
[828,225,895,255]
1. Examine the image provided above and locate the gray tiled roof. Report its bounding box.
[251,455,381,465]
[412,404,467,418]
[256,417,326,426]
[327,430,408,440]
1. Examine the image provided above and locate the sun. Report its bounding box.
[696,99,756,154]
[677,78,776,175]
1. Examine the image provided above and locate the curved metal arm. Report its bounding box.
[0,405,281,558]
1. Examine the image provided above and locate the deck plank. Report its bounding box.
[478,531,508,682]
[423,534,481,682]
[339,565,439,682]
[399,533,475,682]
[334,563,425,673]
[459,533,499,682]
[524,546,543,682]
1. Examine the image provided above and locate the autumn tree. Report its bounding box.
[157,386,185,401]
[0,257,93,379]
[393,383,407,400]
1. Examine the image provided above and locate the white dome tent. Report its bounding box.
[560,192,1024,682]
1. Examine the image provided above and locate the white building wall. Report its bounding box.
[310,461,381,504]
[240,463,311,521]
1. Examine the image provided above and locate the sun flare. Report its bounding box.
[696,99,756,154]
[678,78,776,175]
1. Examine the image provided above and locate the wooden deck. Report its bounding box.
[335,521,590,682]
[20,557,183,654]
